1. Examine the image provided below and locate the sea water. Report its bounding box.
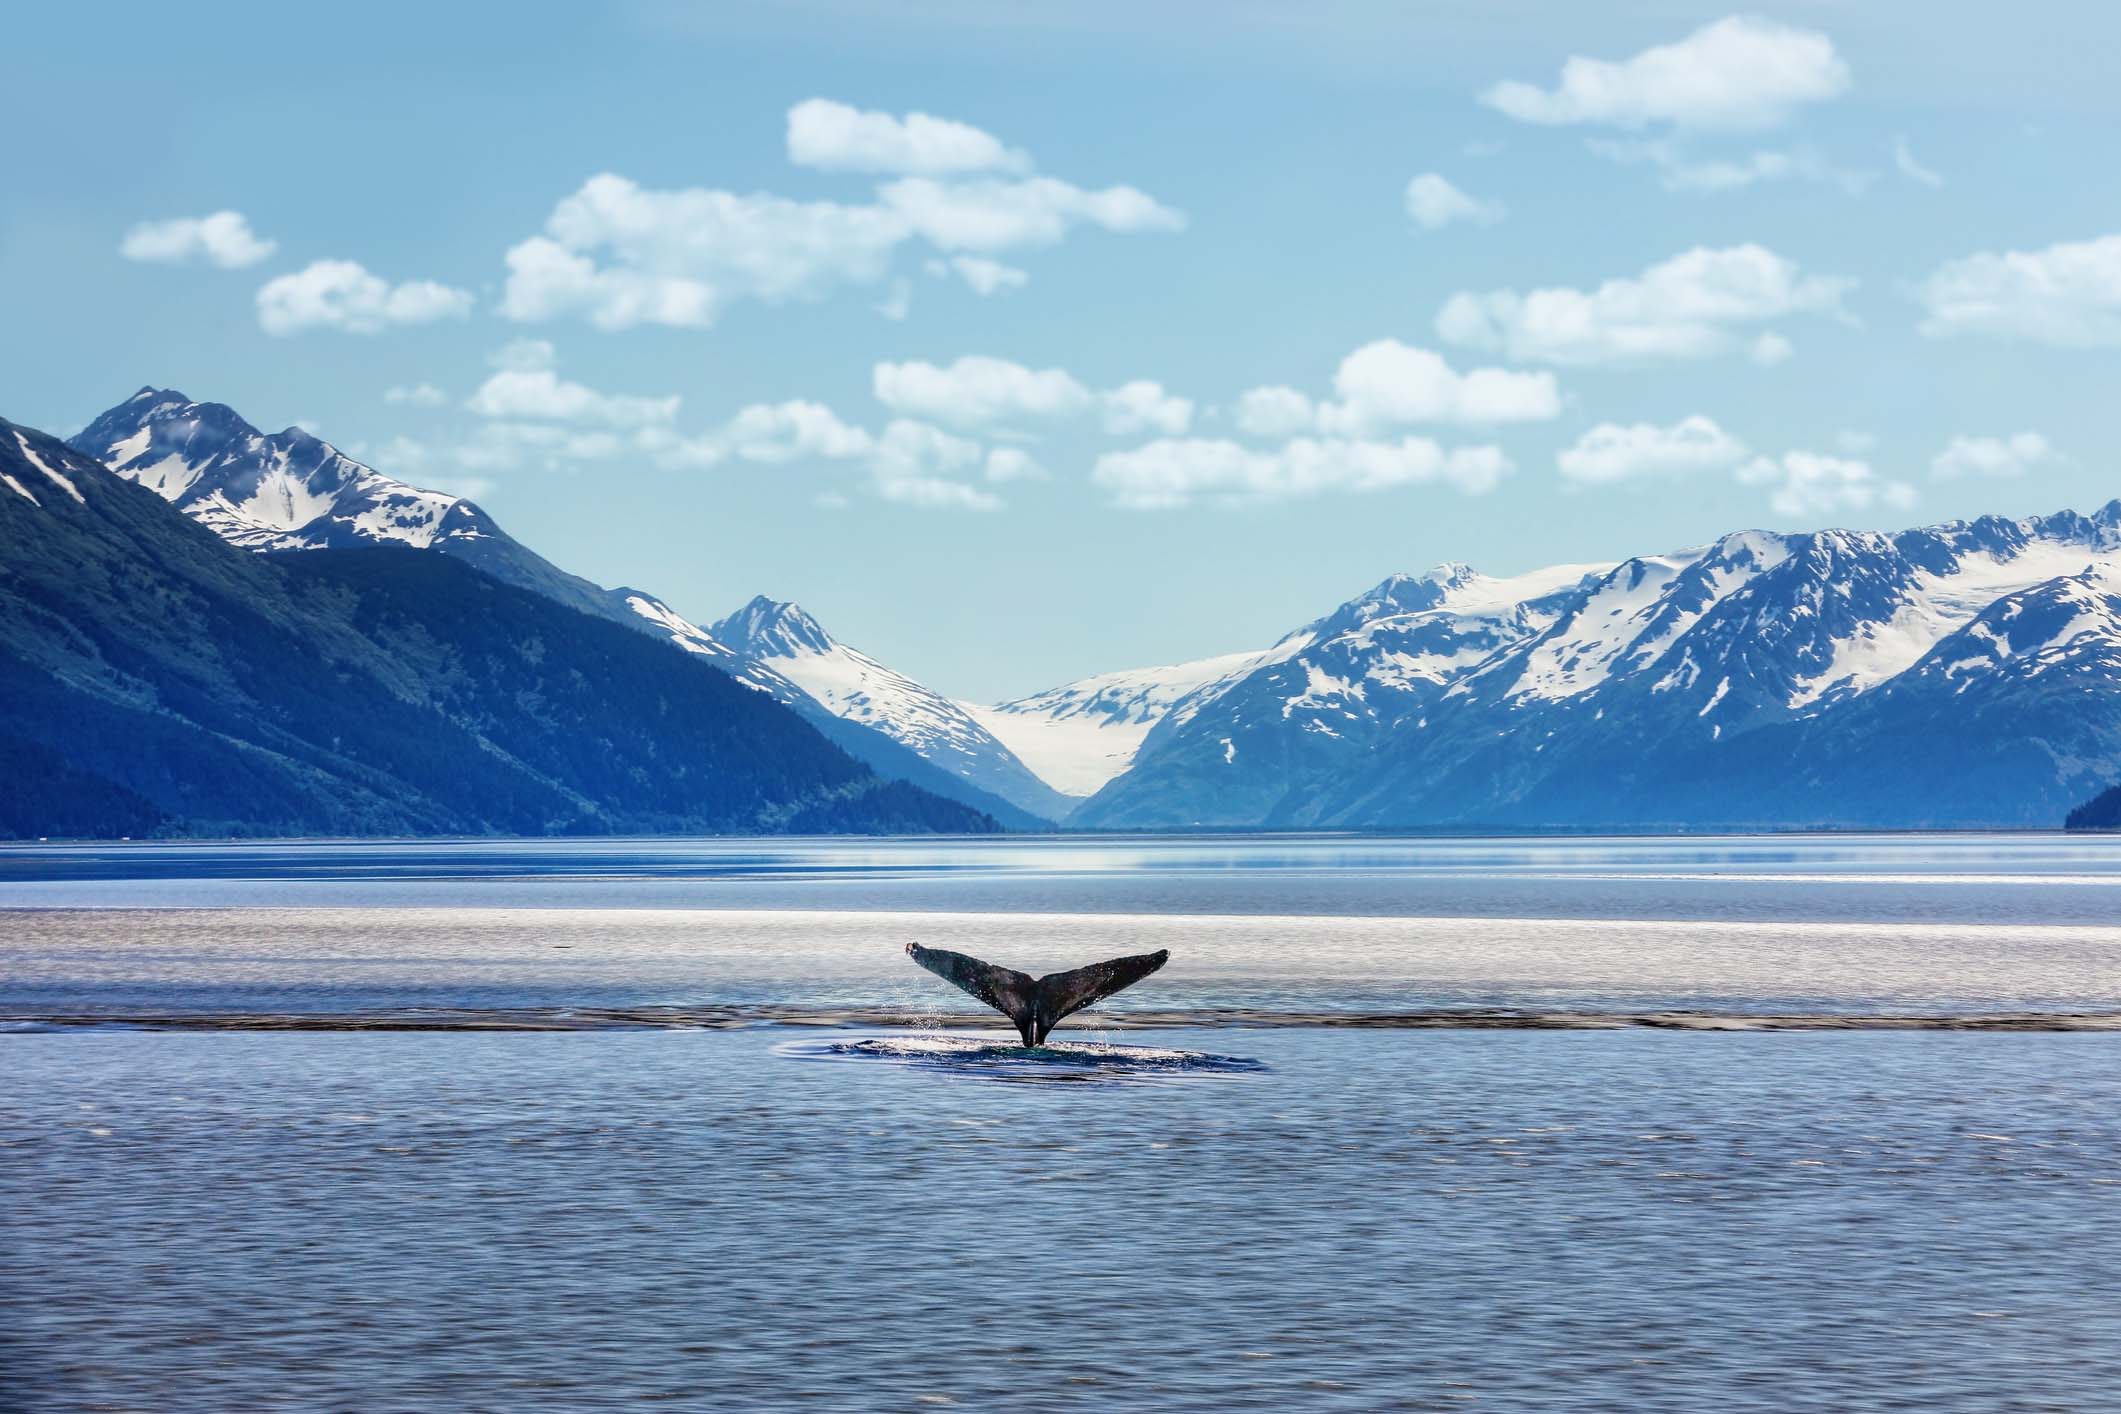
[4,835,2121,1409]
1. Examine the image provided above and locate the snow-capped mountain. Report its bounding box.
[962,649,1272,798]
[0,412,999,839]
[1075,502,2121,829]
[70,388,623,623]
[708,596,1076,822]
[66,388,1053,828]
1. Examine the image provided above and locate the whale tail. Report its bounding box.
[905,942,1170,1046]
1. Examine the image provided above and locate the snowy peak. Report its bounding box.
[0,419,99,512]
[617,590,739,663]
[1076,496,2121,830]
[709,595,836,658]
[704,596,1072,822]
[71,388,490,554]
[966,647,1274,798]
[1912,571,2121,689]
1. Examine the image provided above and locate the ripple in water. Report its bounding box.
[777,1032,1267,1084]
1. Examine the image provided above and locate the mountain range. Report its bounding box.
[23,384,2121,834]
[68,389,1057,830]
[1,413,996,838]
[1072,514,2121,828]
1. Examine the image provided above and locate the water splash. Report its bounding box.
[776,1032,1267,1085]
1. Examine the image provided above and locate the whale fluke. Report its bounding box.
[904,942,1170,1046]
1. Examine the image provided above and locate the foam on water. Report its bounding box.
[776,1031,1268,1084]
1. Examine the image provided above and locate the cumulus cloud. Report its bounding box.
[120,211,277,268]
[256,260,473,335]
[453,421,635,472]
[1404,173,1504,230]
[870,355,1192,436]
[1102,381,1194,436]
[502,104,1181,330]
[984,447,1048,482]
[651,399,1007,509]
[867,419,1003,510]
[1916,234,2121,345]
[1480,16,1850,132]
[1736,451,1916,519]
[1093,436,1512,510]
[500,176,903,330]
[877,176,1182,251]
[1233,385,1318,440]
[384,383,447,407]
[466,346,679,427]
[786,98,1031,175]
[925,255,1030,295]
[722,400,878,463]
[1931,432,2059,480]
[1557,416,1749,485]
[1436,245,1851,365]
[873,355,1092,427]
[1319,340,1561,429]
[1231,342,1560,444]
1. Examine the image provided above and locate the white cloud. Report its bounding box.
[653,400,1006,509]
[383,383,447,407]
[1931,432,2059,480]
[1326,340,1562,428]
[877,476,1004,510]
[1586,138,1867,194]
[344,435,438,474]
[872,357,1195,436]
[868,419,1003,510]
[502,143,1179,330]
[1094,436,1512,510]
[1226,343,1558,442]
[786,98,1031,176]
[926,255,1030,295]
[491,338,556,372]
[722,400,878,463]
[873,355,1092,427]
[1892,135,1944,188]
[120,211,277,268]
[1750,332,1794,366]
[1436,245,1852,366]
[453,421,634,472]
[1102,380,1194,436]
[351,422,644,479]
[500,175,903,330]
[1737,451,1917,519]
[1233,385,1317,439]
[1405,173,1504,230]
[878,175,1183,251]
[466,348,680,428]
[984,447,1048,482]
[1480,16,1850,132]
[1916,234,2121,345]
[256,259,473,335]
[1557,416,1749,485]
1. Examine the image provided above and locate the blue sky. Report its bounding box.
[7,1,2121,700]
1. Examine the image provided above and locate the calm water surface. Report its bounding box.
[5,835,2121,1409]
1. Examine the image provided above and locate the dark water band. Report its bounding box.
[8,1006,2121,1033]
